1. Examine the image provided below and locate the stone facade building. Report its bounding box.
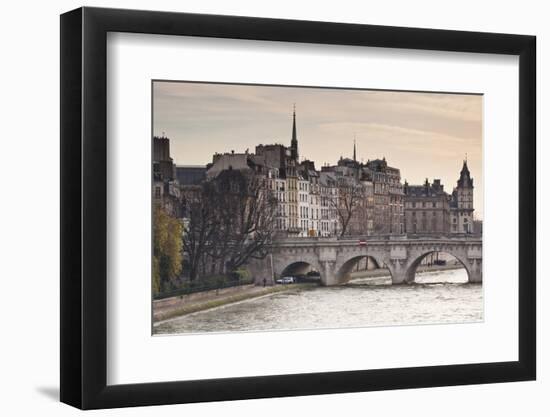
[403,178,451,234]
[403,160,476,234]
[318,151,403,236]
[363,158,404,235]
[319,172,339,237]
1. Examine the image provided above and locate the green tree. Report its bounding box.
[153,204,183,294]
[152,256,161,294]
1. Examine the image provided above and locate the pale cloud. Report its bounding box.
[153,81,483,218]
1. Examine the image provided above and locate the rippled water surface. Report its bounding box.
[154,269,483,335]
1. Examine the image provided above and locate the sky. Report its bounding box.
[153,81,483,219]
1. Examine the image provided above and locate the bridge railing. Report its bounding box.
[270,233,482,244]
[400,233,482,240]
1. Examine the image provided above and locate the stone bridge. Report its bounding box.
[248,235,482,286]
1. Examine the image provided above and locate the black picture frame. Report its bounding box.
[60,6,536,410]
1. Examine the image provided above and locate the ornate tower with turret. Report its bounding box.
[457,160,474,209]
[450,159,474,233]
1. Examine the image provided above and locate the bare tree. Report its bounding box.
[207,170,277,273]
[330,178,365,237]
[181,169,277,282]
[181,184,220,281]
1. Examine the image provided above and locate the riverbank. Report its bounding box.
[153,283,315,323]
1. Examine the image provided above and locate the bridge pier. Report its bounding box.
[468,259,483,283]
[387,261,409,285]
[320,261,337,286]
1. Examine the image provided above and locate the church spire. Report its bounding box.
[353,134,357,162]
[290,104,298,160]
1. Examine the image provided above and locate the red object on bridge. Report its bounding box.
[358,239,367,246]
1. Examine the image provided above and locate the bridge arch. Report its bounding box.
[404,250,471,284]
[280,261,321,278]
[269,246,323,281]
[335,254,390,285]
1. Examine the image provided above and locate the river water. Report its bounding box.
[154,269,483,335]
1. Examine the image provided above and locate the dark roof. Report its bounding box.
[405,182,448,198]
[366,158,387,171]
[175,166,207,186]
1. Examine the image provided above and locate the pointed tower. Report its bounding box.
[290,104,299,161]
[458,159,474,189]
[453,159,474,233]
[456,159,474,210]
[353,137,357,162]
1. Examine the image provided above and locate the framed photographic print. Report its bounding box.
[60,6,536,409]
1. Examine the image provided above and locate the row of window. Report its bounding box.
[452,217,471,224]
[299,206,321,220]
[409,201,439,208]
[275,218,337,232]
[411,211,437,217]
[451,224,471,232]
